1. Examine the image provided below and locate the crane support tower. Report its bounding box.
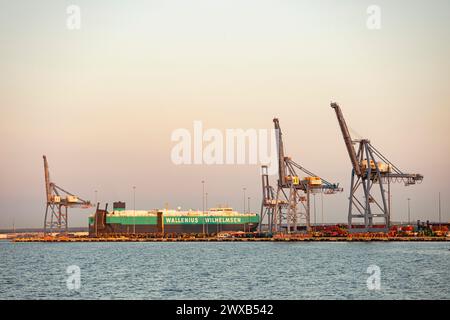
[259,165,288,232]
[331,102,423,233]
[260,119,343,233]
[43,155,92,234]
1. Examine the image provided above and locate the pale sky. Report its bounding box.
[1,0,449,228]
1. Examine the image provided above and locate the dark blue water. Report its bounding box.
[1,241,449,299]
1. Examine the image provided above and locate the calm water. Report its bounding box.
[0,240,449,300]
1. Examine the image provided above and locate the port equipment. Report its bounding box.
[260,165,287,232]
[331,102,423,232]
[43,155,92,234]
[260,119,342,233]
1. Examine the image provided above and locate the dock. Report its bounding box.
[12,236,450,243]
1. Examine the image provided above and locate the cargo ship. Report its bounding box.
[89,202,259,236]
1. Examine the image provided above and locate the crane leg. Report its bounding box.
[348,170,355,230]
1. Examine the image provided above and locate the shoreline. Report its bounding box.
[12,236,450,243]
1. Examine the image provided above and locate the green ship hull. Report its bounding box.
[89,210,260,235]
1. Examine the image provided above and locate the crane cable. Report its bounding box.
[348,124,363,141]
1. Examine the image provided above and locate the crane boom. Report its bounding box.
[330,102,423,232]
[263,118,342,233]
[273,118,287,186]
[42,155,92,234]
[330,102,362,177]
[43,155,52,203]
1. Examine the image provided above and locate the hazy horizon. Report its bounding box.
[1,0,449,228]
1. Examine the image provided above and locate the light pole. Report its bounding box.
[202,180,205,234]
[313,193,316,225]
[94,190,98,237]
[321,192,324,224]
[407,198,411,225]
[243,187,246,213]
[205,191,209,235]
[133,186,136,234]
[202,181,205,212]
[247,197,250,214]
[439,192,441,227]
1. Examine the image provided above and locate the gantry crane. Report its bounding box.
[260,119,342,233]
[259,165,287,232]
[331,102,423,232]
[43,155,92,234]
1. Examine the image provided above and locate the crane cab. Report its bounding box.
[302,176,322,187]
[67,196,79,203]
[285,175,300,185]
[361,160,391,173]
